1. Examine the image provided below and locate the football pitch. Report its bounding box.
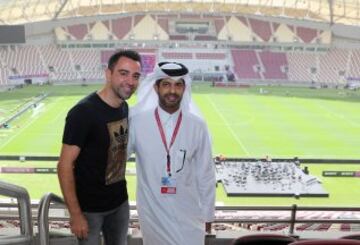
[1,83,360,206]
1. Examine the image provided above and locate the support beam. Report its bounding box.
[328,0,334,25]
[52,0,69,21]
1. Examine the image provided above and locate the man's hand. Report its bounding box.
[205,222,212,234]
[70,213,89,240]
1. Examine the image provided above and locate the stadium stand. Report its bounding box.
[287,52,316,83]
[0,41,360,86]
[0,44,353,86]
[70,49,102,81]
[39,45,74,81]
[231,50,261,80]
[161,51,193,59]
[0,46,46,77]
[296,223,318,231]
[139,53,157,74]
[348,50,360,80]
[101,49,156,75]
[0,68,9,85]
[258,51,288,80]
[195,52,227,60]
[70,49,99,71]
[317,48,348,84]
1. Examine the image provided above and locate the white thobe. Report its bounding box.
[128,106,216,245]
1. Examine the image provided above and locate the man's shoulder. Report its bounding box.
[69,93,96,114]
[183,112,206,126]
[130,109,153,122]
[78,92,97,106]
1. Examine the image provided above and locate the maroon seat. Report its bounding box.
[342,234,360,240]
[232,233,296,245]
[289,239,360,245]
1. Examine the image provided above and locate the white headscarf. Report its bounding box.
[130,62,202,118]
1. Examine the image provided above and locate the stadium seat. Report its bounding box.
[289,239,360,245]
[341,234,360,240]
[232,233,296,245]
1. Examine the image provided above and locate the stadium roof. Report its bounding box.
[0,0,360,26]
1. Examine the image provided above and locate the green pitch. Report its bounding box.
[1,84,360,205]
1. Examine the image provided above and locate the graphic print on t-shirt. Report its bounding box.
[105,119,128,185]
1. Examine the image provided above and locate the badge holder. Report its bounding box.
[161,176,177,194]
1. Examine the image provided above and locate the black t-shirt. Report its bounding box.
[63,92,128,212]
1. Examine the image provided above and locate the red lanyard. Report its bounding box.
[155,107,183,176]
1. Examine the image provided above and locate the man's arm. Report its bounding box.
[57,144,88,239]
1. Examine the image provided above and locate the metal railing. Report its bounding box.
[2,193,360,244]
[0,180,33,245]
[214,205,360,235]
[37,193,66,245]
[2,201,360,231]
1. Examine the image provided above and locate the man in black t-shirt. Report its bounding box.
[57,50,141,245]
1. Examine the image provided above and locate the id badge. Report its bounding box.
[161,176,177,194]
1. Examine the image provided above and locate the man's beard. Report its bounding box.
[159,93,182,111]
[113,86,130,101]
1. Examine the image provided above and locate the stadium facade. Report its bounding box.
[1,0,360,88]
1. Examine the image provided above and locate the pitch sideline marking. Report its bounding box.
[0,115,40,151]
[0,98,61,151]
[206,95,250,156]
[316,103,360,128]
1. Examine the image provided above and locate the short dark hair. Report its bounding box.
[108,50,142,71]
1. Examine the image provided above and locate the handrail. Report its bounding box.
[37,192,65,245]
[289,204,297,234]
[215,206,360,211]
[0,180,33,245]
[2,204,360,223]
[215,204,360,235]
[2,199,360,241]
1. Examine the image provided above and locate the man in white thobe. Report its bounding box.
[128,62,216,245]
